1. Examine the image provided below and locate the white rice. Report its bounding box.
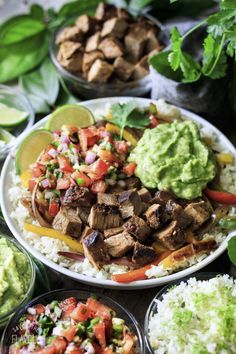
[148,275,236,354]
[7,101,236,280]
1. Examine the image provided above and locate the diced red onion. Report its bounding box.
[37,336,46,347]
[27,307,36,315]
[48,148,58,158]
[41,179,50,189]
[61,142,68,152]
[61,134,70,144]
[85,150,97,165]
[100,130,111,138]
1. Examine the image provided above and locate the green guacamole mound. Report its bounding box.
[0,237,31,317]
[129,120,216,200]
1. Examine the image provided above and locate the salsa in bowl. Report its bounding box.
[1,97,236,289]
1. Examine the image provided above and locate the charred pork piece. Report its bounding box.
[97,193,118,206]
[104,231,134,257]
[104,226,125,238]
[124,25,148,61]
[77,206,90,225]
[95,2,117,21]
[118,189,142,219]
[85,32,101,52]
[138,188,152,203]
[57,50,83,72]
[184,201,212,231]
[101,17,128,38]
[21,197,34,217]
[87,58,113,83]
[132,242,156,266]
[58,41,82,60]
[76,15,100,34]
[82,230,110,269]
[125,177,141,190]
[98,37,124,59]
[52,207,82,238]
[113,57,134,81]
[117,7,132,20]
[145,28,162,53]
[132,56,149,80]
[56,26,84,44]
[153,221,186,250]
[144,204,166,229]
[123,215,151,243]
[165,200,192,229]
[88,204,123,230]
[82,50,104,73]
[62,186,95,208]
[150,190,176,206]
[81,226,94,239]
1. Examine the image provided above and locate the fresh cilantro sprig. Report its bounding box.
[109,101,150,137]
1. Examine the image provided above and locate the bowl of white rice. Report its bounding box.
[145,273,236,354]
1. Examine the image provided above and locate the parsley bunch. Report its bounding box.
[151,0,236,83]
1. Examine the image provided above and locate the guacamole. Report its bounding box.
[0,237,31,316]
[129,120,216,199]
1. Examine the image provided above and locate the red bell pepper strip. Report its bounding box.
[112,251,172,283]
[204,187,236,205]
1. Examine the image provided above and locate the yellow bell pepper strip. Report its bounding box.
[105,123,138,147]
[215,153,234,165]
[24,222,84,253]
[20,170,31,188]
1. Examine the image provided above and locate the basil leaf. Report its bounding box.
[59,0,100,17]
[0,15,45,46]
[30,4,45,21]
[26,94,50,114]
[56,78,79,106]
[128,0,152,12]
[227,236,236,267]
[0,33,48,83]
[149,51,183,82]
[20,58,59,107]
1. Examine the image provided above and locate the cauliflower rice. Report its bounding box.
[7,100,236,281]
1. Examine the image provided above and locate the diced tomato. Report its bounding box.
[79,127,99,151]
[91,180,106,194]
[28,178,37,192]
[80,159,109,181]
[148,115,159,128]
[114,141,128,154]
[122,162,136,177]
[9,345,20,354]
[34,346,56,354]
[57,324,77,341]
[30,163,46,178]
[122,334,135,354]
[98,150,117,163]
[86,298,114,320]
[34,303,45,315]
[51,337,67,352]
[93,322,106,349]
[58,156,74,173]
[59,297,78,319]
[56,178,70,190]
[65,345,83,354]
[100,349,115,354]
[71,171,92,187]
[70,303,91,322]
[49,201,59,217]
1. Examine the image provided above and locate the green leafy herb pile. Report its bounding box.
[150,0,236,83]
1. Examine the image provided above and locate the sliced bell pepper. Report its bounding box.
[105,123,138,147]
[204,188,236,205]
[112,251,172,283]
[215,153,234,165]
[20,169,31,188]
[24,222,84,253]
[218,216,236,230]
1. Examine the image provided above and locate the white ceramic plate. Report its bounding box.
[1,97,235,289]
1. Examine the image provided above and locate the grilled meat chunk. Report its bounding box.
[138,188,152,203]
[85,32,101,52]
[101,17,128,38]
[150,190,176,206]
[62,186,95,208]
[125,177,141,190]
[153,221,186,250]
[132,242,156,266]
[81,226,94,239]
[104,231,134,257]
[166,200,192,229]
[58,41,82,60]
[113,57,134,81]
[57,50,83,72]
[82,50,104,73]
[98,37,124,59]
[123,215,151,243]
[104,226,124,238]
[144,204,165,229]
[82,230,110,269]
[52,207,82,238]
[77,206,90,225]
[95,2,117,21]
[87,59,113,83]
[132,57,149,80]
[76,15,100,34]
[118,189,142,219]
[88,204,123,230]
[184,201,212,231]
[124,25,147,61]
[145,28,162,53]
[97,193,118,206]
[56,26,84,44]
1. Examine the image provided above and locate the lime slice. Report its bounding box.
[15,129,54,174]
[0,128,15,145]
[45,104,95,131]
[0,103,28,128]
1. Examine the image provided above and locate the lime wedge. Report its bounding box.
[0,103,28,128]
[15,129,54,174]
[0,128,15,145]
[45,104,95,131]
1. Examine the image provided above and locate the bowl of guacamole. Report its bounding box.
[0,235,35,328]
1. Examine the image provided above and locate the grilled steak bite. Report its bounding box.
[113,56,134,81]
[132,242,156,266]
[82,230,110,269]
[87,58,113,83]
[145,204,165,229]
[153,220,186,250]
[124,25,147,61]
[76,15,100,34]
[97,193,118,206]
[88,204,123,230]
[62,186,95,208]
[101,17,128,38]
[82,50,104,73]
[123,215,151,243]
[104,231,134,257]
[98,37,124,59]
[184,201,212,231]
[81,226,94,239]
[138,188,152,203]
[104,226,124,238]
[125,177,141,190]
[166,200,192,229]
[77,206,90,225]
[56,26,84,44]
[151,190,176,206]
[95,2,117,21]
[118,189,142,219]
[52,207,82,238]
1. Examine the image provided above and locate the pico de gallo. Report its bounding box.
[9,296,137,354]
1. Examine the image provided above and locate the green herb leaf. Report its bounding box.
[0,33,48,83]
[59,0,101,17]
[227,236,236,266]
[220,0,236,10]
[149,51,183,82]
[25,94,50,114]
[168,27,182,71]
[202,34,227,79]
[180,53,201,83]
[56,78,79,106]
[0,15,45,46]
[30,4,45,21]
[128,0,153,12]
[40,58,60,105]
